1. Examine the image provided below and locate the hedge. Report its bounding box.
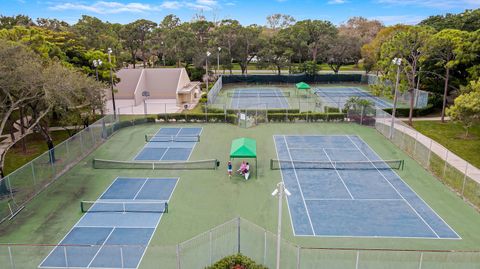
[113,117,155,131]
[157,113,237,123]
[382,104,435,117]
[268,112,345,122]
[226,108,300,115]
[206,254,268,269]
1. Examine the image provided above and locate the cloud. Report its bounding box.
[328,0,347,4]
[161,1,182,9]
[376,0,480,9]
[370,15,426,25]
[49,1,157,14]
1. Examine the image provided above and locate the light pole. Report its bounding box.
[93,59,102,81]
[217,47,221,75]
[142,91,150,115]
[271,182,291,269]
[107,48,117,119]
[206,51,211,90]
[161,41,166,66]
[390,57,402,139]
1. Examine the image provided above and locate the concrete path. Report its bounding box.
[377,118,480,185]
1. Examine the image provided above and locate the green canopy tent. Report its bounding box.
[229,137,257,178]
[296,82,311,97]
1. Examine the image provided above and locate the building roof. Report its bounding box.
[113,68,199,104]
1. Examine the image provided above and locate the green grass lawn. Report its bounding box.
[4,130,74,175]
[412,121,480,169]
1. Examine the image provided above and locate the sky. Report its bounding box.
[1,0,480,26]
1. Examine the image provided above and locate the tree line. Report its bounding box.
[0,9,479,180]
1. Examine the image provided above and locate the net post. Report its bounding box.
[145,134,148,142]
[92,159,96,169]
[165,202,169,213]
[80,201,84,213]
[8,246,15,269]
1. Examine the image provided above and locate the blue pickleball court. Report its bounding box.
[39,177,178,269]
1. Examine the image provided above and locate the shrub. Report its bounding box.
[157,113,237,124]
[206,254,268,269]
[382,104,435,117]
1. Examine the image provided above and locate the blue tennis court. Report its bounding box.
[315,87,392,109]
[39,177,178,269]
[273,135,459,239]
[134,127,202,161]
[229,88,290,109]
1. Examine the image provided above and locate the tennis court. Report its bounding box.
[39,177,178,269]
[229,88,290,109]
[273,135,459,238]
[315,87,392,109]
[134,127,202,161]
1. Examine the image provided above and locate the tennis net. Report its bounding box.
[228,92,291,98]
[145,134,200,142]
[81,200,168,213]
[270,159,404,170]
[92,158,219,170]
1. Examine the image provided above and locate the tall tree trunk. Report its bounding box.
[19,107,26,154]
[131,51,136,69]
[39,123,55,163]
[408,89,415,126]
[441,67,450,123]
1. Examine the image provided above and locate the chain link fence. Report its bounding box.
[0,115,118,224]
[2,217,479,268]
[374,109,480,210]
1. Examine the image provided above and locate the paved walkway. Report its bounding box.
[378,118,480,185]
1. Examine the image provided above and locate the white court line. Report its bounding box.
[273,136,298,237]
[322,149,355,200]
[349,135,461,239]
[136,177,179,269]
[345,135,440,239]
[158,147,169,161]
[133,177,149,200]
[38,177,122,268]
[283,136,316,236]
[86,227,116,268]
[304,198,403,201]
[186,127,203,161]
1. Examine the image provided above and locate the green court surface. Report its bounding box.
[1,122,480,267]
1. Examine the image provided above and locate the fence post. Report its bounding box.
[263,230,267,265]
[413,131,418,156]
[8,246,15,269]
[176,244,181,269]
[443,150,449,179]
[427,139,433,167]
[461,164,469,196]
[31,162,36,188]
[237,217,241,254]
[296,246,301,269]
[209,229,213,265]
